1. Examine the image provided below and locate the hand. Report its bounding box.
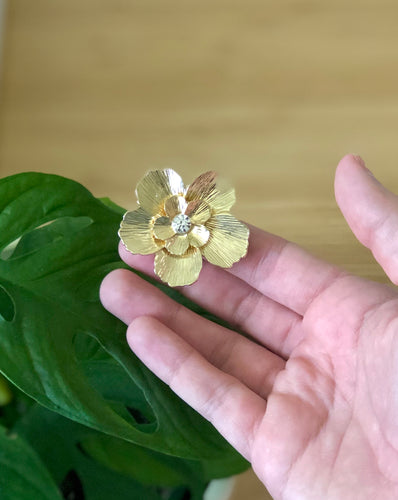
[100,155,398,499]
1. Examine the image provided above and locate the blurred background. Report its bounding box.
[1,1,398,498]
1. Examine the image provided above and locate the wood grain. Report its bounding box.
[2,2,398,498]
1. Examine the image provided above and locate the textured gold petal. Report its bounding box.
[165,234,190,255]
[136,169,185,215]
[185,171,236,213]
[119,208,161,255]
[164,195,188,219]
[154,248,203,286]
[185,200,211,225]
[188,225,210,248]
[153,216,174,240]
[202,215,249,267]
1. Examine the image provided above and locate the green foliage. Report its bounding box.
[14,403,208,500]
[0,173,248,498]
[0,424,61,500]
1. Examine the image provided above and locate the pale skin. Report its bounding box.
[100,155,398,499]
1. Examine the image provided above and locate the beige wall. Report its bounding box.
[1,2,398,498]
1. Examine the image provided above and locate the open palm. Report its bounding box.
[101,155,398,499]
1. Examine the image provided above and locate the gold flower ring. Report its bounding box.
[119,169,249,287]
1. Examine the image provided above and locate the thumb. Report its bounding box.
[335,154,398,285]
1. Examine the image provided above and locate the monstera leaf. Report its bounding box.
[14,404,208,500]
[0,424,61,500]
[0,172,247,470]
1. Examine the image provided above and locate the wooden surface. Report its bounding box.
[2,1,398,498]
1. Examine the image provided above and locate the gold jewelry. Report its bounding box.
[119,169,249,287]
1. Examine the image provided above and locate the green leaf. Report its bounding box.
[98,197,126,215]
[0,424,61,500]
[0,172,246,469]
[15,403,207,500]
[80,434,198,486]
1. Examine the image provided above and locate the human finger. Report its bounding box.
[119,220,345,318]
[100,269,285,398]
[126,315,267,461]
[218,226,345,316]
[118,243,304,357]
[335,154,398,285]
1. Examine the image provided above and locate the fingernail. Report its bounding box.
[353,155,366,168]
[353,155,375,178]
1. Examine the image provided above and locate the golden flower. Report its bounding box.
[119,169,249,286]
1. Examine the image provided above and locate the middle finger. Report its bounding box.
[119,243,304,358]
[101,268,286,399]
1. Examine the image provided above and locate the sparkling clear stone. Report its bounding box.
[171,214,191,234]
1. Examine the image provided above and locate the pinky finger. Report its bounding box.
[127,316,267,461]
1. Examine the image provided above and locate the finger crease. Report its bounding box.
[230,287,262,331]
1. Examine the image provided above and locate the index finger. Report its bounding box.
[229,225,345,316]
[120,224,344,318]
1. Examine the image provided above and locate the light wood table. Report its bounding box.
[2,2,398,498]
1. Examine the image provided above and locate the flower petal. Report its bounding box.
[188,225,210,248]
[136,169,185,215]
[165,234,190,255]
[164,195,188,219]
[202,215,249,267]
[185,171,236,213]
[185,200,211,225]
[119,208,161,255]
[153,216,174,240]
[155,248,203,286]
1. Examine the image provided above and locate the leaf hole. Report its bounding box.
[0,216,93,261]
[0,285,15,322]
[126,406,152,425]
[156,486,192,500]
[59,469,85,500]
[178,488,192,500]
[73,332,157,432]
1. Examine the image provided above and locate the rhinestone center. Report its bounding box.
[171,214,191,234]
